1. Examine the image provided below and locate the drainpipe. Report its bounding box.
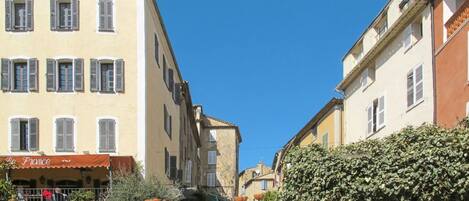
[430,0,438,124]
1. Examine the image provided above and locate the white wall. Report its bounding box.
[343,6,434,144]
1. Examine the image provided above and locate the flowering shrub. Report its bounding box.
[280,123,469,201]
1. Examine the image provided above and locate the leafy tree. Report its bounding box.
[280,123,469,201]
[0,160,16,201]
[263,191,279,201]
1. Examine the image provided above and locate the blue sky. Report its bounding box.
[157,0,387,171]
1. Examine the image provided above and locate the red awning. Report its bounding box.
[0,155,135,170]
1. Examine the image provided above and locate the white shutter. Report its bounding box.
[403,25,412,50]
[407,71,415,107]
[367,105,373,135]
[208,151,216,165]
[415,65,424,102]
[377,96,385,129]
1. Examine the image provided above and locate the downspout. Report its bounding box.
[430,0,438,124]
[335,89,346,145]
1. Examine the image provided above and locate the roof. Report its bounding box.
[203,115,243,143]
[337,0,429,91]
[244,173,275,187]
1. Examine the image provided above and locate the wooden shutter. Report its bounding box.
[155,34,159,64]
[415,65,423,101]
[65,119,74,151]
[115,59,124,93]
[174,83,181,105]
[108,120,116,152]
[10,118,20,151]
[5,0,13,31]
[46,59,57,91]
[71,0,79,30]
[26,0,34,31]
[28,58,38,91]
[168,69,174,92]
[170,156,177,180]
[1,59,11,91]
[377,96,385,128]
[403,25,412,49]
[74,58,84,91]
[165,148,169,175]
[367,106,373,135]
[105,0,113,30]
[50,0,57,30]
[29,118,39,151]
[407,71,414,107]
[56,118,65,151]
[99,120,106,152]
[163,56,167,85]
[90,59,99,92]
[98,0,105,30]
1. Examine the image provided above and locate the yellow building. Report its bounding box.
[272,98,344,188]
[0,0,200,195]
[238,162,275,201]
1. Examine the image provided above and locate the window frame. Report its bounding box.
[208,150,217,165]
[366,95,386,136]
[56,60,74,92]
[207,172,216,187]
[97,0,116,33]
[13,2,27,30]
[53,116,76,153]
[96,117,118,154]
[12,61,28,93]
[8,116,38,153]
[209,129,217,143]
[57,1,72,29]
[407,65,424,110]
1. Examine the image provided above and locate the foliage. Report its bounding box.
[0,160,16,201]
[262,191,279,201]
[106,168,181,201]
[280,123,469,201]
[68,190,95,201]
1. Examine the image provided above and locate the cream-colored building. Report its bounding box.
[194,105,242,200]
[0,0,199,192]
[238,162,275,201]
[337,0,434,143]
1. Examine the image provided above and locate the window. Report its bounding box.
[55,118,74,152]
[403,18,423,50]
[163,55,167,84]
[46,59,83,92]
[260,180,268,190]
[5,0,33,31]
[185,160,192,184]
[360,67,375,90]
[98,119,116,153]
[407,65,424,108]
[209,130,217,143]
[208,150,216,165]
[98,0,114,32]
[375,15,388,40]
[90,59,124,93]
[165,148,169,176]
[1,58,38,92]
[164,105,172,138]
[10,118,38,152]
[207,173,216,187]
[367,96,385,135]
[155,34,159,65]
[322,133,328,149]
[311,125,318,138]
[51,0,78,31]
[353,42,364,65]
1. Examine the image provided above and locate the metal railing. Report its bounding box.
[15,188,108,201]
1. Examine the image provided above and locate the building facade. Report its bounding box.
[337,0,434,143]
[238,162,274,201]
[194,105,242,199]
[434,0,469,127]
[272,98,343,188]
[0,0,198,191]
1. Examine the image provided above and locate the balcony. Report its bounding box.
[446,0,469,37]
[15,188,108,201]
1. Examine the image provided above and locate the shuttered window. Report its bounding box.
[90,59,124,93]
[50,0,78,31]
[163,55,168,87]
[58,62,73,92]
[366,96,385,135]
[98,119,116,153]
[5,0,33,31]
[407,65,424,108]
[164,147,169,176]
[322,133,328,149]
[164,105,172,138]
[208,150,216,165]
[98,0,114,32]
[13,62,28,92]
[56,118,74,152]
[46,58,84,92]
[209,130,217,143]
[155,34,159,65]
[260,180,268,190]
[10,118,38,152]
[207,173,216,187]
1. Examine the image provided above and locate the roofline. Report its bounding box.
[204,115,243,143]
[152,0,184,82]
[342,0,393,60]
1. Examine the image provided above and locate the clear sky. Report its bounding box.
[157,0,387,171]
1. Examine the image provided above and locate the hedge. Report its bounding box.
[280,123,469,201]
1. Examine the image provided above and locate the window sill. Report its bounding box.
[366,125,385,139]
[404,38,422,54]
[362,81,375,92]
[406,99,424,113]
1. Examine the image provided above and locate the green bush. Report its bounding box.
[106,169,181,201]
[262,191,279,201]
[0,160,15,201]
[280,124,469,201]
[68,190,95,201]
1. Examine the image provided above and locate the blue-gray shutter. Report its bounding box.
[56,118,64,151]
[10,118,20,151]
[105,0,113,30]
[28,58,38,91]
[1,59,11,91]
[46,59,56,91]
[99,120,106,152]
[65,119,74,151]
[115,59,124,93]
[90,59,99,92]
[174,83,181,105]
[29,118,39,151]
[98,0,105,30]
[74,58,83,91]
[50,0,57,30]
[5,0,13,31]
[168,69,174,92]
[26,0,33,31]
[108,120,115,152]
[71,0,79,30]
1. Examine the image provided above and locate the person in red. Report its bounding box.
[42,188,53,201]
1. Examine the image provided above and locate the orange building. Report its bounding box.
[434,0,469,126]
